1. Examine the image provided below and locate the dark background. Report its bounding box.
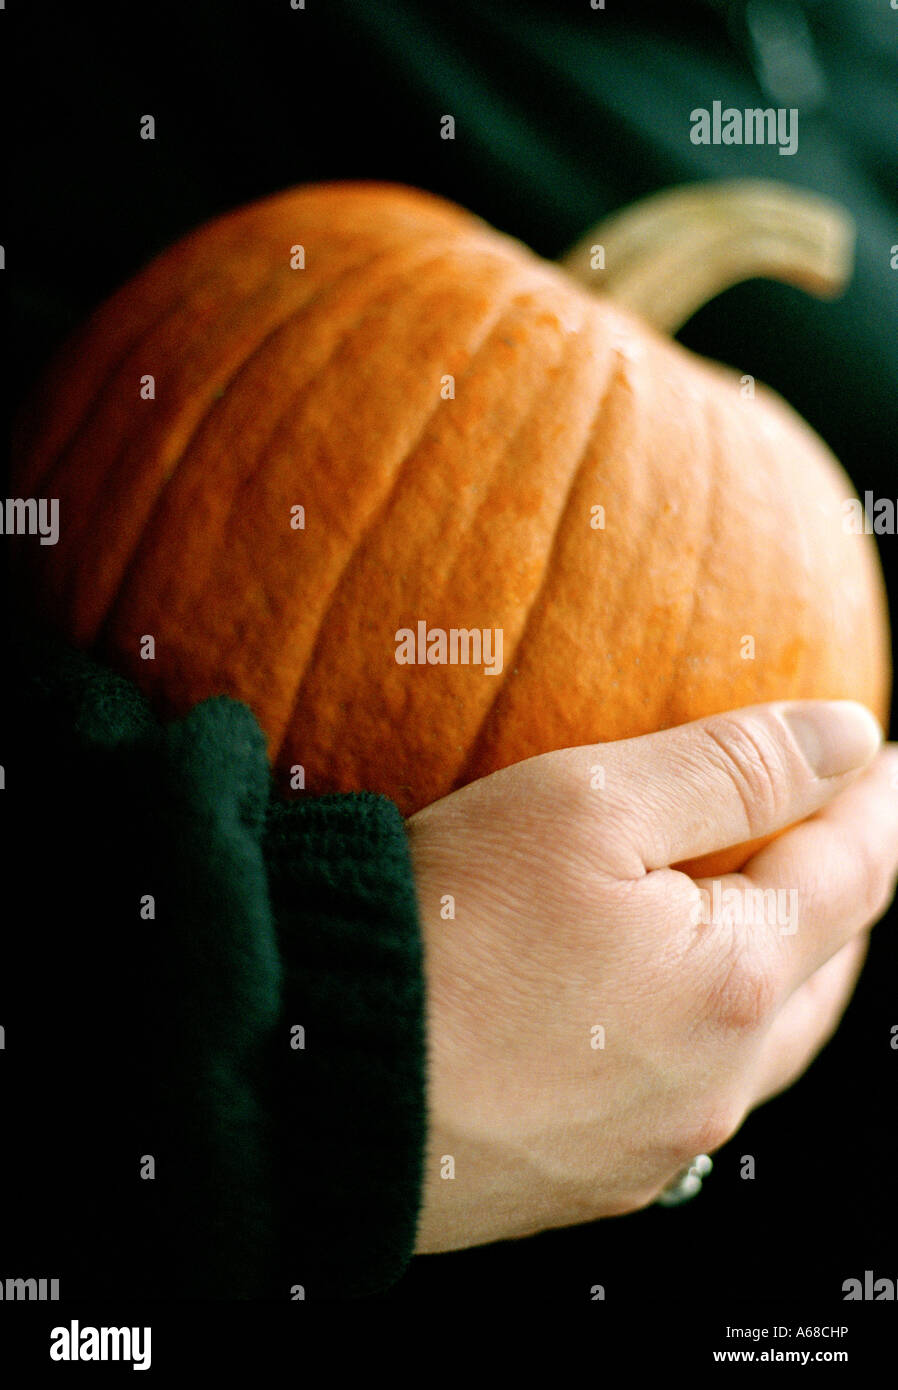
[5,0,897,1309]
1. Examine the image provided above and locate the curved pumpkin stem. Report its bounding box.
[558,180,855,335]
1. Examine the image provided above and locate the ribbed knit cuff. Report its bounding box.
[263,791,427,1298]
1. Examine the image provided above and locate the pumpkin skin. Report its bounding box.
[12,181,891,877]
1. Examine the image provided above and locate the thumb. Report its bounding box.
[581,701,883,877]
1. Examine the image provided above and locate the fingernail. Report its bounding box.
[780,701,882,778]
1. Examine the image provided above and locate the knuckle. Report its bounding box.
[701,716,790,839]
[671,1094,744,1162]
[561,766,643,878]
[851,831,896,924]
[703,948,779,1034]
[880,868,898,920]
[624,1186,673,1216]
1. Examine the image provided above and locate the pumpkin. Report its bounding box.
[11,180,891,877]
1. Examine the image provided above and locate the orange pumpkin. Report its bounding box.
[12,180,890,876]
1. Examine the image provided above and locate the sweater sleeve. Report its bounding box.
[264,792,427,1297]
[1,612,427,1300]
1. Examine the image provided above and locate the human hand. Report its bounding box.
[406,700,898,1253]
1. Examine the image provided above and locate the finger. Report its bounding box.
[737,744,898,991]
[750,934,869,1107]
[564,699,882,876]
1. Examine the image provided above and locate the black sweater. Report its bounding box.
[1,611,428,1300]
